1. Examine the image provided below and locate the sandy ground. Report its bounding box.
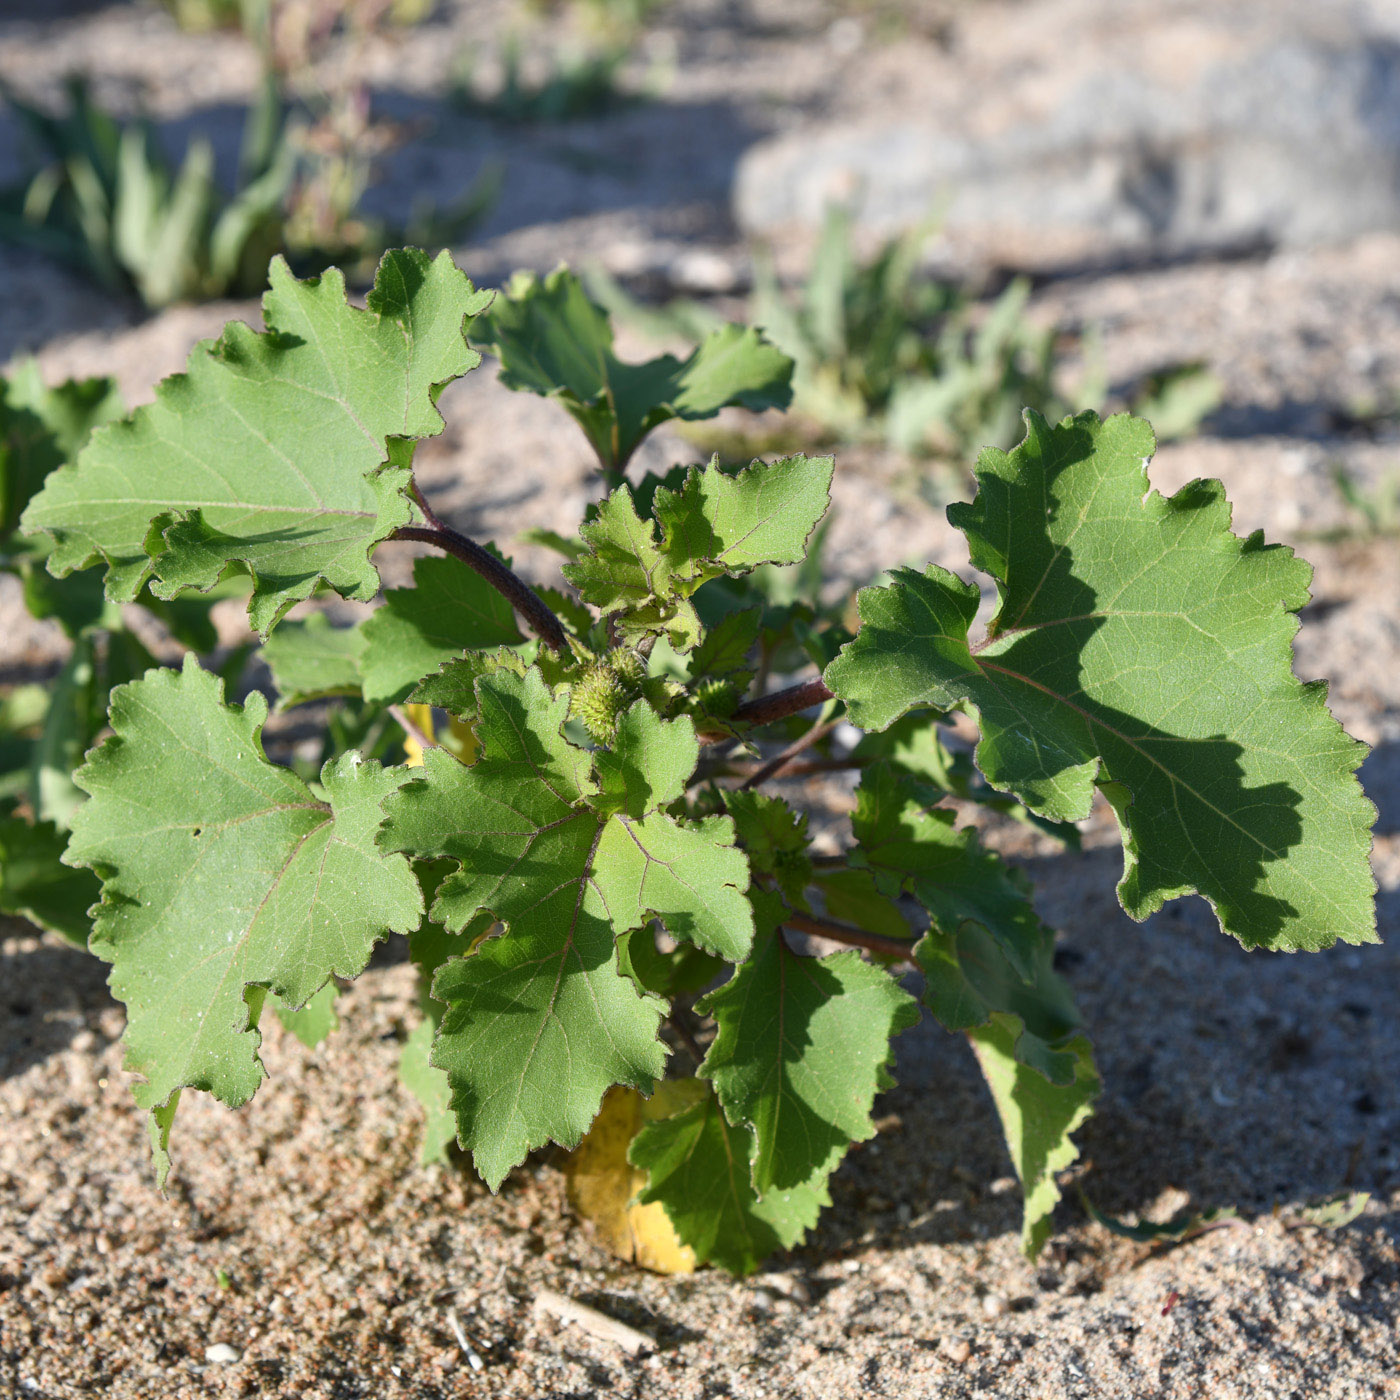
[2,2,1399,1397]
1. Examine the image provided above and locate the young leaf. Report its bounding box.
[359,553,524,703]
[654,453,835,589]
[261,613,364,708]
[471,267,793,475]
[687,606,762,678]
[722,790,813,904]
[826,411,1377,953]
[968,1013,1099,1257]
[65,655,423,1155]
[629,1090,828,1275]
[380,672,752,1187]
[699,890,919,1195]
[563,455,834,648]
[563,486,698,647]
[23,250,493,634]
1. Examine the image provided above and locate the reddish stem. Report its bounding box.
[391,523,568,653]
[783,910,917,965]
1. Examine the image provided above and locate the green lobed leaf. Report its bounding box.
[687,606,762,678]
[629,1090,827,1275]
[380,671,752,1187]
[699,890,919,1195]
[826,410,1377,952]
[65,655,424,1156]
[408,648,527,719]
[261,612,364,708]
[810,867,913,946]
[359,552,522,703]
[470,267,793,474]
[23,250,493,634]
[969,1012,1099,1257]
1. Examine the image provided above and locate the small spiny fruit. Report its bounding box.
[571,650,647,745]
[693,675,741,718]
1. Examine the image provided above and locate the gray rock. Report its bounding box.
[735,13,1400,265]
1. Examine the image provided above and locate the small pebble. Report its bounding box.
[204,1343,242,1365]
[982,1293,1008,1319]
[945,1338,973,1365]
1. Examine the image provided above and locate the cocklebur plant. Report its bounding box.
[10,250,1378,1275]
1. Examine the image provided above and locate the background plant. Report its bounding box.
[0,2,492,307]
[593,203,1222,462]
[0,75,295,309]
[8,251,1377,1275]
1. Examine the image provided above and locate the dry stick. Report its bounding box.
[388,703,436,755]
[783,909,917,966]
[392,521,569,653]
[739,718,839,791]
[533,1289,655,1355]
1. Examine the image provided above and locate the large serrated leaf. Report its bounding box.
[699,890,918,1195]
[64,655,423,1161]
[380,675,752,1187]
[826,411,1377,953]
[22,250,492,634]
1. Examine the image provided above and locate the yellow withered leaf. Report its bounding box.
[566,1080,708,1273]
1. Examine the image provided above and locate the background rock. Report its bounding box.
[735,0,1400,269]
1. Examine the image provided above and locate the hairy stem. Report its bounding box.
[392,522,569,653]
[705,676,835,739]
[783,909,916,965]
